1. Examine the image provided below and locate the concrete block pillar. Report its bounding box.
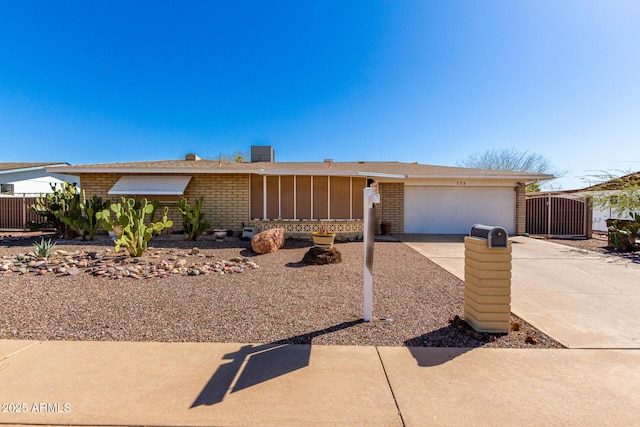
[463,236,512,333]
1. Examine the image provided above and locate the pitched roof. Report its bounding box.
[47,158,552,181]
[567,171,640,193]
[0,162,68,173]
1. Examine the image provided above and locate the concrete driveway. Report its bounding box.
[400,234,640,349]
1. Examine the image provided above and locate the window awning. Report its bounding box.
[108,175,192,195]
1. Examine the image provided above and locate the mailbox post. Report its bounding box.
[363,182,380,322]
[464,224,512,333]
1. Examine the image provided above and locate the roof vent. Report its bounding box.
[358,160,365,164]
[324,159,333,163]
[185,153,201,161]
[251,146,275,162]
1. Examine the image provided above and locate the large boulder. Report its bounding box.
[251,228,286,254]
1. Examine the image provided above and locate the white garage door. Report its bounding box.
[404,187,515,234]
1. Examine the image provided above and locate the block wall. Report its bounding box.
[463,236,512,333]
[377,182,404,234]
[183,174,250,233]
[515,183,526,235]
[78,173,250,235]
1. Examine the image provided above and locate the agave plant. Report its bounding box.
[32,238,57,259]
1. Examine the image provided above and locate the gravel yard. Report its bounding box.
[0,233,562,348]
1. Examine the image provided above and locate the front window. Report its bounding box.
[0,183,14,194]
[250,175,365,220]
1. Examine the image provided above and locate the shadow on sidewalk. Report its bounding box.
[404,345,474,367]
[403,325,484,367]
[190,320,363,408]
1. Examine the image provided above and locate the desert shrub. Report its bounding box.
[608,214,640,251]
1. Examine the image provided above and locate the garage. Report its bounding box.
[404,187,515,234]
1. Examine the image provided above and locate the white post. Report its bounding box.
[363,184,380,322]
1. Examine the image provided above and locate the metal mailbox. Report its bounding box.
[469,224,509,248]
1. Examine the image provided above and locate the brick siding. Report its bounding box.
[184,174,249,233]
[377,182,404,234]
[78,173,250,235]
[515,183,526,235]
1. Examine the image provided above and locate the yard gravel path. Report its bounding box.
[0,234,562,348]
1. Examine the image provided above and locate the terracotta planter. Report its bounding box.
[312,232,336,248]
[381,223,392,235]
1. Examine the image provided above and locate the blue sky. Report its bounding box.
[1,1,639,190]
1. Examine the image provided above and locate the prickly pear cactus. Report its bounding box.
[29,182,82,238]
[178,196,210,241]
[97,197,173,257]
[59,190,110,240]
[82,193,111,240]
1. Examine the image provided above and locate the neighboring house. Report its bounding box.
[0,163,80,195]
[47,146,551,236]
[0,163,80,229]
[567,171,640,232]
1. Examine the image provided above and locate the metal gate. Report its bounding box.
[0,196,41,230]
[526,193,592,238]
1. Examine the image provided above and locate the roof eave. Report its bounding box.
[47,166,408,179]
[2,164,70,174]
[258,170,407,178]
[46,166,552,182]
[46,166,246,174]
[408,173,554,181]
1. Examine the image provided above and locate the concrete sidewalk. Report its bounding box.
[2,340,640,426]
[401,235,640,349]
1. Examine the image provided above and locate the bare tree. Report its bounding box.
[214,151,248,163]
[457,148,565,191]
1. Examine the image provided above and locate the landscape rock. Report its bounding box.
[251,228,286,254]
[1,247,260,280]
[301,247,343,265]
